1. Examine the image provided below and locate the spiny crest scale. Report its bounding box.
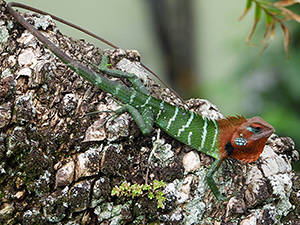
[218,115,247,129]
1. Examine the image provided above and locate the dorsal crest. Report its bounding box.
[218,115,247,130]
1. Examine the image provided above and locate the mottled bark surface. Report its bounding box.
[0,1,300,224]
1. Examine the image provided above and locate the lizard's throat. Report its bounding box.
[221,138,268,163]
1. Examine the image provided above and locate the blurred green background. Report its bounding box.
[15,0,300,170]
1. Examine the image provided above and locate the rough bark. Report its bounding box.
[0,1,299,224]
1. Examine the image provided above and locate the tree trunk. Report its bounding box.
[0,1,299,224]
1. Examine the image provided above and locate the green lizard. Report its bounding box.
[7,2,275,202]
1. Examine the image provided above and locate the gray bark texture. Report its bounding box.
[0,1,300,224]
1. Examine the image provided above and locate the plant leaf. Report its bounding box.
[275,0,299,7]
[275,4,300,22]
[239,0,253,20]
[280,22,290,60]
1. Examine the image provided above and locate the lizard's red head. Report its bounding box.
[218,116,275,163]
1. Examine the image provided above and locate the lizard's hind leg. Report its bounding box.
[85,104,155,135]
[114,104,155,135]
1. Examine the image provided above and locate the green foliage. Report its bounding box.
[111,180,167,209]
[240,0,300,58]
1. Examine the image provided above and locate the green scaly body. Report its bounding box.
[112,85,220,159]
[84,58,220,159]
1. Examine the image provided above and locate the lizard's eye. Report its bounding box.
[247,125,262,134]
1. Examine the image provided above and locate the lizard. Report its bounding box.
[7,2,275,202]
